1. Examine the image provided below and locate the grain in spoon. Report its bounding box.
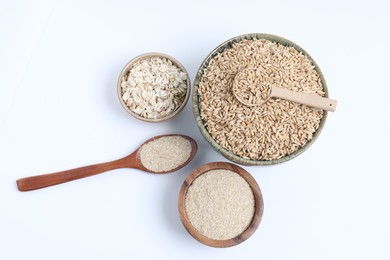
[232,68,337,111]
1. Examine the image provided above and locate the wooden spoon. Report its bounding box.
[232,68,337,111]
[17,134,197,192]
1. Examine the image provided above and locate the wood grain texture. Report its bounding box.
[17,134,197,192]
[16,154,138,191]
[178,162,263,248]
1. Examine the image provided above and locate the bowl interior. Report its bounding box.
[118,52,191,123]
[192,33,328,165]
[178,162,264,247]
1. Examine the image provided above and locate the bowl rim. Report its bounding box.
[192,33,329,165]
[117,52,191,123]
[178,162,264,248]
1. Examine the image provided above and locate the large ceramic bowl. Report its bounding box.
[192,33,329,165]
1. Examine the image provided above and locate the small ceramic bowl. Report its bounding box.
[178,162,264,248]
[192,33,329,165]
[117,52,191,122]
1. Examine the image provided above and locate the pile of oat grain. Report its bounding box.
[233,68,273,106]
[121,57,187,119]
[198,39,325,161]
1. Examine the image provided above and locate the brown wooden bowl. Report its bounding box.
[178,162,264,247]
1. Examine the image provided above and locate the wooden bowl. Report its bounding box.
[117,52,191,123]
[192,33,329,165]
[178,162,264,247]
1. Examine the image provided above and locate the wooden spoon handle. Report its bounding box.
[17,156,133,192]
[272,86,337,112]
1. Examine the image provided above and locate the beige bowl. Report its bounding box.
[117,52,191,122]
[192,33,329,165]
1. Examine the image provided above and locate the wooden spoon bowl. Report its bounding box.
[178,162,264,247]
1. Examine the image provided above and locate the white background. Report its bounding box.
[1,0,389,259]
